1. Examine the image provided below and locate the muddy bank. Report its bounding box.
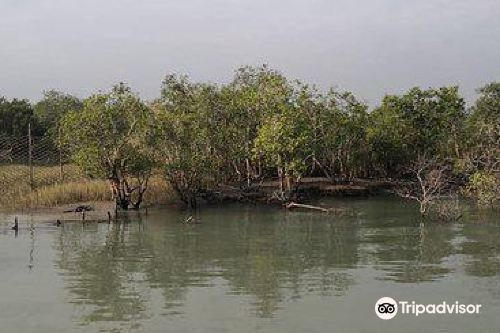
[1,178,393,223]
[202,178,394,203]
[1,201,116,225]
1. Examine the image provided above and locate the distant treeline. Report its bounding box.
[1,66,498,209]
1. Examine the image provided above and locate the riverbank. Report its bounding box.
[201,177,394,204]
[0,177,393,220]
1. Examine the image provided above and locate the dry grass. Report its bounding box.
[142,177,178,206]
[15,180,112,208]
[0,164,177,209]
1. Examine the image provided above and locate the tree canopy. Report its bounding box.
[1,66,497,210]
[60,83,154,209]
[34,90,83,138]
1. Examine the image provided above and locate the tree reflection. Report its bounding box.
[367,222,456,283]
[54,208,360,324]
[54,222,150,329]
[458,210,500,301]
[53,204,496,329]
[460,223,500,277]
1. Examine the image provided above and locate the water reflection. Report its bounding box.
[54,223,150,326]
[365,222,457,283]
[47,201,500,329]
[54,208,362,323]
[460,224,500,277]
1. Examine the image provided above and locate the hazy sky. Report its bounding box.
[1,0,499,107]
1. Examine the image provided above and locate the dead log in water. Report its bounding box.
[285,202,355,216]
[285,202,330,212]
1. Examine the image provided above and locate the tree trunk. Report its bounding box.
[132,191,144,210]
[419,201,429,216]
[277,166,284,198]
[118,198,130,210]
[284,172,292,195]
[245,158,251,187]
[109,177,130,210]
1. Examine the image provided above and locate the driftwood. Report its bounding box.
[183,216,202,224]
[285,202,355,216]
[285,202,330,213]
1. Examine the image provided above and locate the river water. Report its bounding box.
[0,198,499,332]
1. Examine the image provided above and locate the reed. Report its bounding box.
[0,164,176,209]
[14,180,111,208]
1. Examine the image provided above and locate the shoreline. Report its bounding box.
[1,178,394,223]
[200,177,394,203]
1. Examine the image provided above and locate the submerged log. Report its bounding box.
[285,202,330,213]
[285,202,355,216]
[183,216,202,224]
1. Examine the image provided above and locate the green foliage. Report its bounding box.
[154,66,373,202]
[368,100,412,176]
[154,74,223,207]
[0,97,42,136]
[316,90,370,178]
[470,82,500,123]
[369,87,466,175]
[466,172,499,206]
[60,83,154,209]
[3,66,497,211]
[150,67,494,208]
[252,82,371,189]
[463,83,499,167]
[224,65,296,183]
[34,90,83,138]
[460,83,499,206]
[253,92,313,180]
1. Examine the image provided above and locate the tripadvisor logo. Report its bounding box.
[375,297,398,320]
[375,297,482,320]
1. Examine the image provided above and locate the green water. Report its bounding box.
[0,198,499,332]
